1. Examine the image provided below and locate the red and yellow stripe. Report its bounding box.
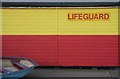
[2,8,119,66]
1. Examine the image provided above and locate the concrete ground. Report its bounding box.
[22,67,119,78]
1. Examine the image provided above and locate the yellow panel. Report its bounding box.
[2,8,57,35]
[58,8,118,35]
[2,8,118,35]
[0,9,2,35]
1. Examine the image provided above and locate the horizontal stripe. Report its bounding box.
[2,2,119,7]
[2,35,118,66]
[2,8,118,35]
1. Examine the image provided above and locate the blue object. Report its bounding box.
[1,66,35,79]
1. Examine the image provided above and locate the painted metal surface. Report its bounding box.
[2,8,118,35]
[2,7,119,66]
[2,35,118,66]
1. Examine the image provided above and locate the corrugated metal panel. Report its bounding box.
[2,8,119,66]
[2,35,58,66]
[58,35,118,66]
[2,8,118,35]
[2,35,118,66]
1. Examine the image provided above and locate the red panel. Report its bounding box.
[58,35,118,66]
[2,35,118,66]
[0,35,2,57]
[2,35,58,66]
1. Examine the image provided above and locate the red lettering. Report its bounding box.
[104,14,109,19]
[67,13,110,20]
[78,14,83,20]
[68,14,72,20]
[94,14,99,20]
[83,14,89,20]
[73,14,78,19]
[99,14,104,19]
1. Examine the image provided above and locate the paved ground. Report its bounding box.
[22,67,119,78]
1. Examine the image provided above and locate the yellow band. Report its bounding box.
[2,8,118,35]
